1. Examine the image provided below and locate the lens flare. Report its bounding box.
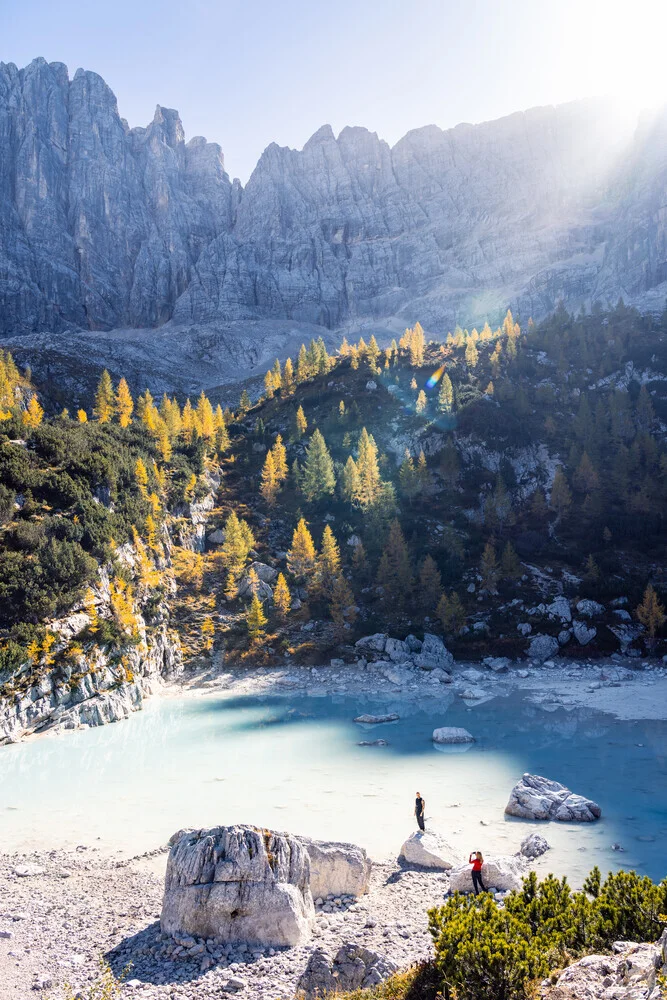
[425,364,445,389]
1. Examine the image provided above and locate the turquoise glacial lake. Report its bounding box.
[1,688,665,887]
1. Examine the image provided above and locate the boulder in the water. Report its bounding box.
[432,727,475,744]
[519,832,551,859]
[505,774,601,822]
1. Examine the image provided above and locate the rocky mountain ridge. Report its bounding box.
[3,57,667,373]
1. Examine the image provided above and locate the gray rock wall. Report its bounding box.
[2,59,667,342]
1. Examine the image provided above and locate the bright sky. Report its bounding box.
[2,0,666,182]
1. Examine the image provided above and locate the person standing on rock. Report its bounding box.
[415,792,426,831]
[469,851,486,895]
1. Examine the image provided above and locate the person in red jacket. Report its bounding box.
[469,851,486,895]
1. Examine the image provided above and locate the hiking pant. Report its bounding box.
[472,869,486,894]
[417,812,425,831]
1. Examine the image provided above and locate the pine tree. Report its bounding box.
[183,472,197,503]
[239,389,251,416]
[22,395,44,428]
[260,449,279,504]
[338,400,345,420]
[376,519,412,609]
[574,452,600,492]
[438,372,453,412]
[409,322,425,366]
[246,593,268,643]
[201,616,215,652]
[418,555,443,614]
[273,573,291,618]
[77,409,88,423]
[485,381,494,396]
[339,336,350,356]
[94,370,115,423]
[315,525,341,598]
[295,405,308,439]
[264,370,275,399]
[353,428,381,508]
[197,392,215,438]
[215,417,231,455]
[181,399,195,443]
[399,450,418,501]
[287,518,317,580]
[301,429,336,501]
[367,335,381,371]
[410,376,418,390]
[116,378,134,428]
[480,540,499,593]
[341,455,360,501]
[330,573,355,629]
[437,591,465,635]
[351,540,370,581]
[465,339,479,368]
[416,389,427,414]
[135,457,149,497]
[271,434,288,482]
[296,344,309,383]
[282,357,295,395]
[272,358,282,390]
[635,584,665,639]
[635,384,655,432]
[501,541,521,580]
[550,466,572,516]
[416,450,429,491]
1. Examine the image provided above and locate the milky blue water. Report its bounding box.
[1,688,665,887]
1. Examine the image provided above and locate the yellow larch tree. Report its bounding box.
[116,378,134,428]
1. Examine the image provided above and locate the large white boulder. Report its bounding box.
[505,773,601,822]
[432,727,475,744]
[298,838,371,899]
[546,597,572,622]
[449,855,526,893]
[576,599,605,617]
[399,830,457,869]
[161,826,314,948]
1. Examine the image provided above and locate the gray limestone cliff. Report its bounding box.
[2,58,667,354]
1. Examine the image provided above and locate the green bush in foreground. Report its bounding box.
[428,868,667,1000]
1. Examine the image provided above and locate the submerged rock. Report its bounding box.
[505,774,601,822]
[432,727,475,744]
[399,830,457,869]
[353,713,399,724]
[160,825,314,948]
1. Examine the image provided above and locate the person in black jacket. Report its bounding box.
[415,792,426,831]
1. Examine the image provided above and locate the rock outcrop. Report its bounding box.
[399,831,457,870]
[297,943,398,999]
[543,930,667,999]
[448,855,526,893]
[4,59,667,390]
[298,838,371,900]
[505,774,602,822]
[161,826,314,948]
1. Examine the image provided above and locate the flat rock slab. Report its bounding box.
[505,773,601,822]
[353,713,399,724]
